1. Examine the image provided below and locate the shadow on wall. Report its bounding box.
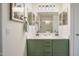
[0,4,2,56]
[23,41,27,56]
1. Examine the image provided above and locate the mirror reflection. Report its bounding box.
[37,12,58,33]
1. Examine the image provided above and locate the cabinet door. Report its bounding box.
[27,39,51,56]
[52,40,69,56]
[27,39,43,56]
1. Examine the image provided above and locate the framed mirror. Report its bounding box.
[59,12,67,25]
[27,12,35,25]
[37,12,59,33]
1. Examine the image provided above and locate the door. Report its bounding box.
[71,3,79,56]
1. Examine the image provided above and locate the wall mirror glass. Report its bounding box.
[36,12,59,33]
[28,12,35,25]
[59,12,68,25]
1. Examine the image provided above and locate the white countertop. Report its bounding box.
[25,32,69,40]
[26,36,69,39]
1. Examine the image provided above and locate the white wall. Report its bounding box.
[2,4,26,56]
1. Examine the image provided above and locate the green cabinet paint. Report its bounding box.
[52,40,69,56]
[27,40,43,56]
[42,40,52,56]
[27,39,69,56]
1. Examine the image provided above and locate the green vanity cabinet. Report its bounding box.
[27,40,51,56]
[27,40,43,56]
[52,40,69,56]
[27,39,69,56]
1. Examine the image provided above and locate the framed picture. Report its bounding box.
[10,3,25,22]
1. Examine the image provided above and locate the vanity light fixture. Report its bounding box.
[38,4,56,8]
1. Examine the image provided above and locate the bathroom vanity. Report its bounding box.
[25,3,70,56]
[26,38,69,56]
